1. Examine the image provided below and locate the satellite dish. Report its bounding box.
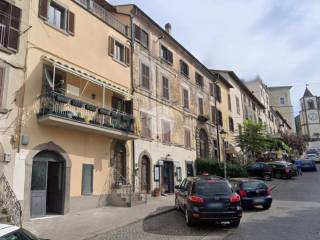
[45,68,54,89]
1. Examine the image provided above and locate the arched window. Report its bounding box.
[308,100,315,109]
[199,129,209,159]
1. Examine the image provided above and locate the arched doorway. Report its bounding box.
[140,156,150,193]
[114,143,126,185]
[31,151,65,217]
[199,129,209,159]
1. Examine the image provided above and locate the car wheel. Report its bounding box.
[230,220,240,228]
[185,208,194,226]
[175,198,180,211]
[263,174,271,181]
[263,204,271,210]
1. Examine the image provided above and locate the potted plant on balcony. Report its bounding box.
[70,99,84,108]
[85,103,97,112]
[55,94,69,104]
[98,108,111,116]
[197,114,210,123]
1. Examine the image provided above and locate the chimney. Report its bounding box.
[165,23,172,35]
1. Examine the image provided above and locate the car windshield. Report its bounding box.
[242,181,267,190]
[194,181,232,197]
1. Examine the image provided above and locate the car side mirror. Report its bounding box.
[175,185,180,190]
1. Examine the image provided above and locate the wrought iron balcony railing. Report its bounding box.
[37,93,135,134]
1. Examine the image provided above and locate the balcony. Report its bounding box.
[74,0,130,37]
[37,93,137,140]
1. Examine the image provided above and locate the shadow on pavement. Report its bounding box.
[142,208,231,237]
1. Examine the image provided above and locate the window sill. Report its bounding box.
[112,57,129,68]
[180,72,190,79]
[0,47,14,55]
[44,21,69,36]
[160,58,173,66]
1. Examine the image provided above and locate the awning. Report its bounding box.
[42,56,132,99]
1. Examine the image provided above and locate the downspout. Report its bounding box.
[214,76,221,162]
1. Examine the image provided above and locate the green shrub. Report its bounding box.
[195,159,248,178]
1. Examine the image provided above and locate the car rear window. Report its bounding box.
[242,181,267,190]
[194,181,232,197]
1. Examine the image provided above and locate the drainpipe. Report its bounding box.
[214,76,221,162]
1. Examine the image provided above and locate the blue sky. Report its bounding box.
[111,0,320,115]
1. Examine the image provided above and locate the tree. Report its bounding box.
[236,120,269,162]
[282,133,308,156]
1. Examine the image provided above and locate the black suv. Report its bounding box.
[247,162,273,181]
[175,176,242,227]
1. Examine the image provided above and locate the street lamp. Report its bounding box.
[220,129,227,179]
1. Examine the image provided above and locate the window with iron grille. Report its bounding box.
[141,63,150,90]
[198,97,204,115]
[162,120,171,143]
[195,72,204,88]
[162,76,170,100]
[140,112,152,138]
[183,88,189,109]
[160,45,173,65]
[180,60,189,77]
[184,128,191,149]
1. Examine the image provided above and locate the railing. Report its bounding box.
[74,0,130,37]
[0,173,22,227]
[37,93,135,134]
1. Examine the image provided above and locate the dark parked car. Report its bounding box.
[267,161,297,179]
[230,178,272,210]
[246,162,273,180]
[300,160,317,171]
[175,176,242,227]
[0,224,46,240]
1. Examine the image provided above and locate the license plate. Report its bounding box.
[207,202,224,208]
[254,198,265,203]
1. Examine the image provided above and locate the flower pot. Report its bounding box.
[70,99,84,108]
[55,94,69,104]
[153,188,161,197]
[98,108,111,116]
[85,104,97,112]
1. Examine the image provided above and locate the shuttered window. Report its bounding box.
[228,94,232,111]
[180,60,189,77]
[217,110,223,126]
[210,83,214,97]
[162,76,169,100]
[134,24,149,49]
[108,36,130,66]
[184,128,191,149]
[183,88,189,109]
[236,97,240,114]
[160,45,173,65]
[0,67,5,107]
[229,117,234,132]
[141,63,150,90]
[215,84,221,102]
[195,72,204,88]
[140,112,152,138]
[162,120,171,143]
[0,1,21,52]
[39,0,75,36]
[211,106,216,123]
[82,164,93,196]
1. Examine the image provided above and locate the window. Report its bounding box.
[228,94,232,111]
[252,103,256,111]
[108,37,130,66]
[211,106,216,123]
[229,117,234,132]
[0,67,5,107]
[0,1,21,52]
[184,128,191,149]
[210,83,214,97]
[195,72,204,88]
[162,76,170,100]
[180,60,189,77]
[236,97,240,114]
[199,129,209,159]
[48,1,66,29]
[82,164,93,195]
[215,84,221,102]
[141,63,150,90]
[198,97,204,115]
[134,24,149,49]
[162,120,171,143]
[140,112,152,138]
[308,100,315,109]
[217,110,223,126]
[182,88,189,109]
[280,97,285,105]
[160,45,173,65]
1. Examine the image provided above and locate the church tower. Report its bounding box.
[299,88,320,139]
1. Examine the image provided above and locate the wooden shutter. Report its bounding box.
[7,4,21,52]
[0,67,4,107]
[108,36,114,57]
[125,46,130,66]
[134,24,141,41]
[39,0,49,20]
[67,11,75,36]
[168,50,173,64]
